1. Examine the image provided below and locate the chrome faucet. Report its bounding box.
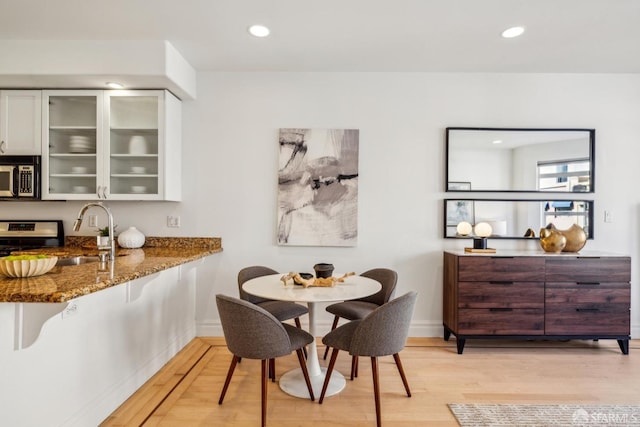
[73,202,115,261]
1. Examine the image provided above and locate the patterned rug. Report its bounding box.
[448,404,640,426]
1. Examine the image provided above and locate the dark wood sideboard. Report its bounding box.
[443,250,631,354]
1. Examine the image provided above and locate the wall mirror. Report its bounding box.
[444,199,594,240]
[446,127,595,193]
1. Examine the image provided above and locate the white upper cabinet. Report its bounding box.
[0,90,43,155]
[42,90,181,201]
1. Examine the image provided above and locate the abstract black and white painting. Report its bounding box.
[277,128,359,246]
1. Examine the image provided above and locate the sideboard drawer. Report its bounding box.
[458,257,545,282]
[546,257,631,282]
[458,308,544,335]
[458,281,544,308]
[545,306,630,335]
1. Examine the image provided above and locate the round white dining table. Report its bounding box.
[242,273,381,398]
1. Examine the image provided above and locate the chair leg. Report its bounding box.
[269,358,275,382]
[294,317,308,359]
[350,355,357,380]
[219,355,239,404]
[393,353,412,397]
[261,359,268,427]
[296,348,315,401]
[319,348,339,403]
[371,357,382,427]
[323,316,340,360]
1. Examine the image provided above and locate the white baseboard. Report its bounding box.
[197,319,443,338]
[199,320,639,341]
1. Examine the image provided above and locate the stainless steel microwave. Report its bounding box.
[0,156,40,200]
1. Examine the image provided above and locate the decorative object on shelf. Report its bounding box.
[314,263,334,278]
[117,226,146,249]
[129,135,148,155]
[539,226,567,253]
[524,228,536,237]
[0,255,58,278]
[542,223,587,252]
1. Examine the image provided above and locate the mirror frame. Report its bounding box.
[443,198,594,240]
[445,127,596,193]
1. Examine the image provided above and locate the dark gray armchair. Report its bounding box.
[319,291,417,427]
[239,265,309,362]
[216,294,315,427]
[323,268,398,378]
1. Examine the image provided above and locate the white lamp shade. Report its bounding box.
[456,221,473,236]
[474,222,493,238]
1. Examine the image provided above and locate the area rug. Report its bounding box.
[448,403,640,426]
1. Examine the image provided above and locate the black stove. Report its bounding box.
[0,220,65,257]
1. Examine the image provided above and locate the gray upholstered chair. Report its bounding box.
[322,268,398,376]
[319,291,417,427]
[239,265,309,362]
[216,294,315,427]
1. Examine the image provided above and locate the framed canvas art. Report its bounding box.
[277,128,359,246]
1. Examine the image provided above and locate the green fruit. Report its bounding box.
[1,254,50,261]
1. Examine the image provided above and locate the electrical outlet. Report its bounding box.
[167,215,181,228]
[604,210,613,223]
[88,215,98,228]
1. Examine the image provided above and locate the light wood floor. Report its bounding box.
[101,337,640,426]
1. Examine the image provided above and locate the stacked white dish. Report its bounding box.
[69,135,94,153]
[131,185,147,194]
[130,166,146,174]
[71,166,88,174]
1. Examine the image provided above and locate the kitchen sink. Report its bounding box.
[56,256,101,266]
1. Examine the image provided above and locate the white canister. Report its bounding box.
[129,135,148,155]
[117,226,146,249]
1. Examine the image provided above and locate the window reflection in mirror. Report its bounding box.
[444,199,594,240]
[446,128,595,193]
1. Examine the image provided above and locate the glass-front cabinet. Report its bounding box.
[42,90,181,201]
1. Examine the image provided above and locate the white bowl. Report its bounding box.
[0,256,58,278]
[131,185,146,193]
[73,185,89,193]
[71,166,88,174]
[130,166,146,174]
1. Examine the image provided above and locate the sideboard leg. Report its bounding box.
[456,338,466,354]
[617,339,629,355]
[444,327,451,341]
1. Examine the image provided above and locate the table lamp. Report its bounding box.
[473,222,493,249]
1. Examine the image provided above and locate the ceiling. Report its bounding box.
[1,0,639,73]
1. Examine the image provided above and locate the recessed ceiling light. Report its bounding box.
[492,140,503,144]
[501,26,525,38]
[106,82,124,89]
[248,24,270,38]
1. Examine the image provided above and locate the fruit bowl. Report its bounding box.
[0,255,58,278]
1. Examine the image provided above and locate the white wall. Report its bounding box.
[3,72,640,337]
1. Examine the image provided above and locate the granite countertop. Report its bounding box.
[0,236,222,303]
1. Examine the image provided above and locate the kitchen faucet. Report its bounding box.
[73,202,115,261]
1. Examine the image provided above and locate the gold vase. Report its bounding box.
[541,223,587,253]
[539,227,566,253]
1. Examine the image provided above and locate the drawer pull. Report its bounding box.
[489,308,513,312]
[489,281,514,285]
[576,308,600,313]
[577,282,601,286]
[490,256,514,259]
